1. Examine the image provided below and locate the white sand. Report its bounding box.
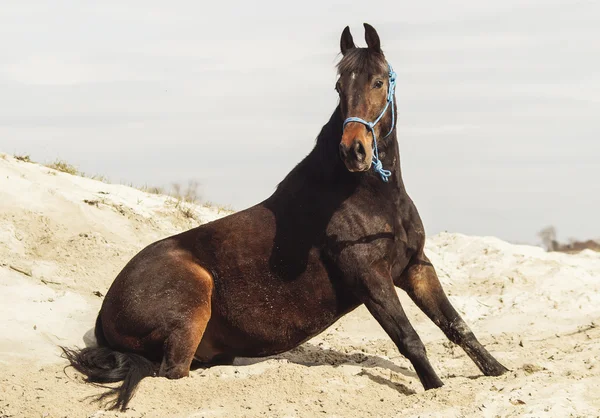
[1,153,599,417]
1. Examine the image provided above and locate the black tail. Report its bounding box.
[61,316,156,411]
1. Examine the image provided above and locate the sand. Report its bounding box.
[1,153,599,418]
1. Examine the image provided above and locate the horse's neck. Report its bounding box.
[271,108,405,205]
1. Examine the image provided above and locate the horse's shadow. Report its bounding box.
[257,343,412,374]
[83,328,416,395]
[233,343,417,395]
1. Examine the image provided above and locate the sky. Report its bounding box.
[1,0,599,244]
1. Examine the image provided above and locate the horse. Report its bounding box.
[62,23,508,411]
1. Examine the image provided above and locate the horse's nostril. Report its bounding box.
[354,141,366,162]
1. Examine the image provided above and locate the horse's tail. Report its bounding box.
[61,314,157,411]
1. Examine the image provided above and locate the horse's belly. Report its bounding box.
[207,305,350,358]
[205,258,359,357]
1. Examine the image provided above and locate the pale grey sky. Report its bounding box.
[1,0,599,243]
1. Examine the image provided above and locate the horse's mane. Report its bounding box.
[271,107,344,196]
[313,106,343,169]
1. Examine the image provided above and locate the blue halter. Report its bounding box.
[343,63,396,182]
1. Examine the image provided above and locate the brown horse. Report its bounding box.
[63,23,507,410]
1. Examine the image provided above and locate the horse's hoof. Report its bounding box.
[484,362,509,377]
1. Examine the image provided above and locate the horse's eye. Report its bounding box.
[374,80,384,89]
[335,81,341,93]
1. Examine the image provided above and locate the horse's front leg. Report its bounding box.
[351,261,444,390]
[396,254,508,376]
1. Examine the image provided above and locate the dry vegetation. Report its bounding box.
[203,201,234,214]
[4,153,232,218]
[538,226,600,253]
[87,173,108,183]
[14,154,31,163]
[45,160,79,175]
[141,185,165,195]
[167,180,201,220]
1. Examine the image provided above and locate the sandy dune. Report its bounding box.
[1,153,599,418]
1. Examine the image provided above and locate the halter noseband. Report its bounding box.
[342,63,396,182]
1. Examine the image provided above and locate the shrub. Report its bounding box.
[46,160,79,175]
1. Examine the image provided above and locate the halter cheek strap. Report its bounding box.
[343,63,397,182]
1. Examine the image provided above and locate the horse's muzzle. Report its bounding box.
[339,139,372,172]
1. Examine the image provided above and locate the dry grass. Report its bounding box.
[555,240,600,253]
[178,205,196,219]
[6,152,232,219]
[87,173,109,183]
[83,199,100,207]
[203,201,233,214]
[538,226,600,253]
[171,181,200,204]
[14,154,32,163]
[141,185,165,195]
[168,181,201,220]
[46,160,79,175]
[159,182,234,219]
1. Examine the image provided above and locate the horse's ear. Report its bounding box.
[340,26,356,56]
[363,23,381,53]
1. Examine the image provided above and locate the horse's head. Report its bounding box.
[336,24,395,176]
